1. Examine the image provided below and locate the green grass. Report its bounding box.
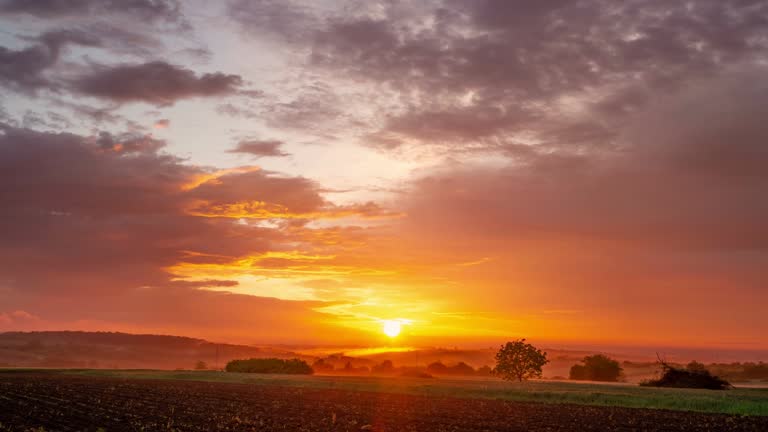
[8,369,768,416]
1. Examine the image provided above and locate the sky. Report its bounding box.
[0,0,766,351]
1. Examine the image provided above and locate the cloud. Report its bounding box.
[0,29,100,93]
[21,110,72,130]
[0,123,396,343]
[0,0,185,25]
[0,310,40,327]
[386,69,768,336]
[70,61,244,105]
[228,0,768,156]
[228,139,289,157]
[76,23,166,57]
[227,0,319,43]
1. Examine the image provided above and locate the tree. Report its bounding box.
[569,354,623,382]
[312,358,334,373]
[449,362,476,375]
[476,365,493,376]
[372,359,395,375]
[493,339,549,382]
[426,361,449,375]
[194,360,208,370]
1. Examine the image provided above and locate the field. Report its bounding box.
[1,370,767,431]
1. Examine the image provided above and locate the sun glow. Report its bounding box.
[382,320,402,337]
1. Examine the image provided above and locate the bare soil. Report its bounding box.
[0,372,766,431]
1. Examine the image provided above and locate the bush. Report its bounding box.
[311,358,334,373]
[371,360,396,375]
[569,354,623,382]
[225,358,313,375]
[476,365,493,376]
[640,361,731,390]
[450,362,476,375]
[341,362,369,374]
[427,361,449,375]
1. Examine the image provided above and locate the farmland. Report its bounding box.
[1,371,767,431]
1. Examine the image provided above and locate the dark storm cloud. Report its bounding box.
[229,139,289,157]
[71,61,244,105]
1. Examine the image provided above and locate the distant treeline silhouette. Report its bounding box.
[310,357,494,377]
[427,361,491,376]
[569,354,624,382]
[225,358,313,374]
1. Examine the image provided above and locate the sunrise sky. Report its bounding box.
[0,0,766,351]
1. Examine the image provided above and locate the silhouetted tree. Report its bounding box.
[427,361,449,374]
[312,358,334,373]
[493,339,549,382]
[194,360,208,370]
[569,354,623,382]
[476,365,493,376]
[372,359,395,374]
[450,361,476,375]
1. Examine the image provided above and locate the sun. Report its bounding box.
[382,320,402,338]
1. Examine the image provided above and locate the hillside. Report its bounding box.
[0,331,310,369]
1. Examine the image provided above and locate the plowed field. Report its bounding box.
[1,372,766,431]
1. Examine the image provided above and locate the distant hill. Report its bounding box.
[0,331,648,379]
[0,331,312,369]
[4,331,759,383]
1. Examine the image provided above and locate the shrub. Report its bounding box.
[450,362,476,375]
[640,361,731,390]
[427,361,449,375]
[569,354,623,382]
[311,358,334,373]
[476,365,493,376]
[225,358,313,375]
[371,360,396,375]
[341,362,369,374]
